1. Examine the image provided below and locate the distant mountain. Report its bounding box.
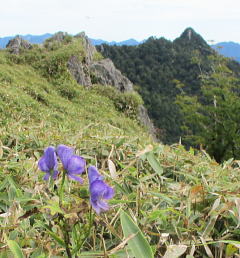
[212,42,240,62]
[0,33,142,48]
[0,33,52,48]
[90,38,140,46]
[1,33,240,62]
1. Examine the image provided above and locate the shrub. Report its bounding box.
[92,85,143,119]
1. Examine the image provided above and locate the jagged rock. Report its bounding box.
[67,56,92,87]
[6,36,32,54]
[138,105,157,141]
[75,32,97,65]
[45,32,156,137]
[49,32,68,42]
[90,59,133,92]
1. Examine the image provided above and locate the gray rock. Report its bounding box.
[6,36,32,54]
[75,32,97,65]
[90,58,133,92]
[67,56,92,87]
[49,32,68,42]
[45,32,156,138]
[138,105,157,141]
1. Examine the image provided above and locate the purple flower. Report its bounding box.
[38,146,58,180]
[88,166,114,214]
[57,144,85,183]
[88,166,104,184]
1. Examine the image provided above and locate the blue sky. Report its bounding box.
[1,0,239,43]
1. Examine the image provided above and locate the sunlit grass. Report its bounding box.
[0,40,240,257]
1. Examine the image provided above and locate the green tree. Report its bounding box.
[177,56,240,162]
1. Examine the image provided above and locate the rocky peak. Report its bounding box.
[49,31,68,42]
[6,36,32,54]
[65,32,133,92]
[90,59,133,92]
[75,32,97,65]
[174,27,209,48]
[67,34,155,138]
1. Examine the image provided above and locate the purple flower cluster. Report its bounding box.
[38,145,114,214]
[38,145,85,183]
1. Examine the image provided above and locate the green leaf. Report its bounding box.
[120,210,154,258]
[226,244,238,256]
[79,252,106,258]
[146,152,163,175]
[43,199,64,216]
[35,221,66,247]
[150,192,175,204]
[163,245,187,258]
[7,240,24,258]
[47,231,66,247]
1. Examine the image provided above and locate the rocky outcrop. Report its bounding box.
[90,59,133,92]
[67,56,92,87]
[138,105,157,141]
[69,33,133,92]
[49,31,67,42]
[5,33,156,139]
[6,36,32,54]
[75,32,97,65]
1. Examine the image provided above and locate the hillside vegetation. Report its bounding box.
[98,28,240,149]
[0,34,240,257]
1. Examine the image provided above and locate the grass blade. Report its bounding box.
[7,240,24,258]
[146,152,163,175]
[120,210,154,258]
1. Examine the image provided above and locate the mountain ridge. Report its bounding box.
[1,32,240,62]
[97,28,240,145]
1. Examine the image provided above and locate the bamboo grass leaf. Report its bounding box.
[7,240,24,258]
[120,210,154,258]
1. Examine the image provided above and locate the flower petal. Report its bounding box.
[88,166,104,184]
[43,172,50,181]
[103,185,115,200]
[67,155,85,175]
[90,180,107,201]
[90,200,101,214]
[97,199,109,211]
[38,146,57,172]
[57,144,74,169]
[38,156,49,172]
[52,170,59,180]
[44,146,57,170]
[68,174,84,183]
[90,180,113,214]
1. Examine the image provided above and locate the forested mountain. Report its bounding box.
[97,28,240,147]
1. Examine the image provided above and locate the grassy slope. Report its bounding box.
[0,40,240,257]
[0,50,149,148]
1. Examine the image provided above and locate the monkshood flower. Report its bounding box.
[88,165,104,184]
[38,146,59,180]
[57,144,85,183]
[88,166,114,214]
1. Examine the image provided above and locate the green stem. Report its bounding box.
[59,170,66,207]
[71,207,94,255]
[59,214,72,258]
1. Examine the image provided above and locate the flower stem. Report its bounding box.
[59,170,66,206]
[71,207,94,255]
